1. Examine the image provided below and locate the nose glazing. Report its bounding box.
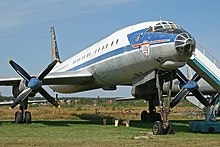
[175,32,195,56]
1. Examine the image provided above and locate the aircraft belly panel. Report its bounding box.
[49,84,99,93]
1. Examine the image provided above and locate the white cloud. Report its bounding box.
[0,0,138,31]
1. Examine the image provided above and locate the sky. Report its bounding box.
[0,0,220,98]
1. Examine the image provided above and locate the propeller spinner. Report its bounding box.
[170,69,211,108]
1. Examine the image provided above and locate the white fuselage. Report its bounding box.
[50,21,194,93]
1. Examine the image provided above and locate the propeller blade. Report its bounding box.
[37,60,57,80]
[191,89,211,107]
[9,60,31,81]
[170,88,189,108]
[38,87,59,107]
[191,73,201,82]
[11,88,32,109]
[176,69,188,84]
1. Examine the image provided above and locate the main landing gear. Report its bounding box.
[14,99,32,124]
[151,70,174,135]
[141,100,161,122]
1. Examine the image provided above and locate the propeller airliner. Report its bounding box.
[1,20,217,135]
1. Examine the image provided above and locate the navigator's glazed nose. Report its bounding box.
[175,32,196,56]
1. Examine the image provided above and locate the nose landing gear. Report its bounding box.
[14,99,32,124]
[152,70,174,135]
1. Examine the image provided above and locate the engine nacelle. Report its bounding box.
[12,80,36,98]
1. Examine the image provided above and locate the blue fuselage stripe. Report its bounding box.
[70,45,133,71]
[68,32,176,71]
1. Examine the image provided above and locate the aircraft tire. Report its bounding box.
[15,111,19,122]
[152,121,164,135]
[25,111,32,124]
[15,112,23,124]
[141,110,148,121]
[163,121,174,135]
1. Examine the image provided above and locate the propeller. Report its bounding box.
[9,60,59,108]
[170,69,211,108]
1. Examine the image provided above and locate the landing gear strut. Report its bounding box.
[14,98,32,124]
[152,70,174,135]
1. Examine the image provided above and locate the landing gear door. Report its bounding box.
[141,43,150,59]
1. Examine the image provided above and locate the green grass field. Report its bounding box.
[0,100,220,147]
[0,119,220,147]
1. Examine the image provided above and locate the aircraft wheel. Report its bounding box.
[152,121,164,135]
[141,110,149,121]
[25,111,32,124]
[15,112,23,124]
[15,111,19,122]
[164,121,174,135]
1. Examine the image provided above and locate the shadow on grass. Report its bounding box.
[0,115,195,134]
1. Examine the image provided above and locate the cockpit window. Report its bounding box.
[147,21,185,34]
[162,22,170,29]
[154,23,163,31]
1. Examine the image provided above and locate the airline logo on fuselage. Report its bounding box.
[132,39,171,49]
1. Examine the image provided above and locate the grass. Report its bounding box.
[0,103,220,147]
[0,119,220,147]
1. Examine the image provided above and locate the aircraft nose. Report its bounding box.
[175,32,196,56]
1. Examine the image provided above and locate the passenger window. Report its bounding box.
[116,39,119,44]
[111,41,114,46]
[106,44,108,48]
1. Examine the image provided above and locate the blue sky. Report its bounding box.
[0,0,220,97]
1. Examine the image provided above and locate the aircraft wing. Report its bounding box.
[43,70,94,85]
[0,100,48,106]
[0,77,21,86]
[0,70,94,86]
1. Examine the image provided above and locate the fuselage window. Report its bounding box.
[111,41,114,46]
[106,44,108,49]
[102,45,105,50]
[116,39,119,44]
[98,47,100,52]
[87,53,91,57]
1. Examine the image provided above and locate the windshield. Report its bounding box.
[147,21,187,34]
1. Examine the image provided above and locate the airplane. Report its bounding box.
[0,20,213,135]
